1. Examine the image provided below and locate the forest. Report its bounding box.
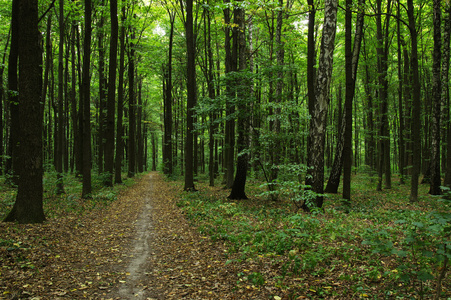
[0,0,450,298]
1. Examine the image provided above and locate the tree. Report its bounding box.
[305,0,338,210]
[4,0,45,223]
[104,0,118,187]
[55,0,65,195]
[82,0,93,198]
[228,4,250,200]
[408,0,421,202]
[163,9,175,176]
[429,0,442,195]
[183,0,197,191]
[115,5,127,184]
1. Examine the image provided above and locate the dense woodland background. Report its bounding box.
[0,0,450,222]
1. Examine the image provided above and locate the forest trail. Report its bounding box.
[106,172,239,300]
[116,173,156,299]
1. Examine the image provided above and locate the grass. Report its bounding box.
[174,172,451,299]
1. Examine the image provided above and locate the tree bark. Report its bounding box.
[104,0,118,187]
[444,6,451,187]
[128,29,136,178]
[115,6,126,184]
[4,0,45,223]
[305,0,338,210]
[82,0,92,198]
[55,0,65,195]
[228,5,250,200]
[163,10,175,176]
[429,0,442,195]
[408,0,421,202]
[343,0,364,200]
[6,0,19,184]
[184,0,197,191]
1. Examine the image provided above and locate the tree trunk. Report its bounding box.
[82,0,92,198]
[97,3,106,174]
[305,0,338,210]
[343,0,364,200]
[408,0,421,202]
[128,29,136,178]
[115,6,126,184]
[104,0,118,187]
[163,11,175,175]
[6,0,19,184]
[4,0,45,223]
[375,0,392,191]
[429,0,442,195]
[184,0,197,191]
[55,0,65,195]
[228,5,250,200]
[223,0,236,188]
[444,6,451,187]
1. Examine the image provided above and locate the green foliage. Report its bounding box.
[176,177,451,298]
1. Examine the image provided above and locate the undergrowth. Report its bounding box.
[175,173,451,299]
[0,171,142,220]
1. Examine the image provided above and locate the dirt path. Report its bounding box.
[107,172,240,300]
[117,174,155,299]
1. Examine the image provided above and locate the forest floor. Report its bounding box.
[0,172,274,299]
[0,171,450,299]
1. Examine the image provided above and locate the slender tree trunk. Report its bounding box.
[163,11,175,175]
[397,1,405,184]
[430,0,442,195]
[408,0,421,202]
[228,5,250,200]
[137,79,144,173]
[223,0,236,188]
[55,0,65,195]
[4,0,45,223]
[343,0,364,200]
[115,6,126,184]
[304,0,338,210]
[82,0,92,198]
[375,0,392,191]
[128,29,136,178]
[97,2,106,174]
[104,0,118,187]
[6,0,19,184]
[444,6,451,187]
[184,0,197,191]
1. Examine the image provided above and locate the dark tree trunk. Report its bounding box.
[0,31,8,174]
[4,0,45,223]
[228,5,250,200]
[408,0,421,202]
[305,0,338,210]
[325,88,345,194]
[429,0,442,195]
[55,0,65,195]
[137,79,144,173]
[444,7,451,187]
[128,29,136,178]
[397,1,405,184]
[375,0,392,191]
[184,0,197,191]
[104,0,118,187]
[70,23,79,176]
[343,0,364,200]
[115,6,126,184]
[97,2,106,174]
[223,0,236,188]
[82,0,92,198]
[6,0,19,184]
[163,11,175,175]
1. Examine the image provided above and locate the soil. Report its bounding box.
[0,172,273,300]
